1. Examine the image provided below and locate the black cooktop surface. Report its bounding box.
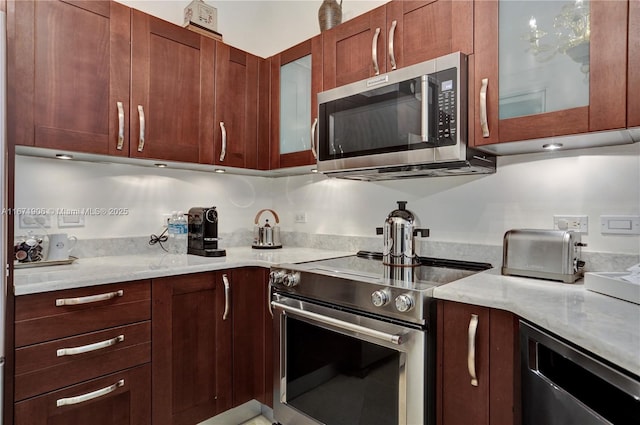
[292,251,492,289]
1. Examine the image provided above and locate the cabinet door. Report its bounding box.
[629,0,640,128]
[8,0,130,155]
[213,44,260,168]
[15,364,151,425]
[385,0,473,70]
[270,36,322,169]
[437,301,519,425]
[228,268,270,407]
[438,302,490,425]
[473,0,627,147]
[323,5,387,90]
[152,272,231,425]
[131,10,215,163]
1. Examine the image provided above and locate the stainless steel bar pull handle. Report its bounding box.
[372,27,381,75]
[310,117,318,159]
[219,122,227,162]
[222,273,230,320]
[421,75,429,142]
[116,101,125,150]
[480,78,490,137]
[57,335,124,357]
[388,20,398,70]
[56,290,124,307]
[137,105,145,151]
[267,282,274,317]
[272,301,404,345]
[56,379,124,407]
[468,313,479,386]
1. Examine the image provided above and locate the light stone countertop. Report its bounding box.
[433,268,640,377]
[13,247,353,296]
[13,249,639,377]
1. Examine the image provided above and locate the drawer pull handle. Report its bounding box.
[57,335,125,357]
[55,290,124,307]
[468,313,479,386]
[56,379,124,407]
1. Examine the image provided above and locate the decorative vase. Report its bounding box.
[318,0,342,32]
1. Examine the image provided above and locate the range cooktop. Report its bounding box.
[270,251,492,326]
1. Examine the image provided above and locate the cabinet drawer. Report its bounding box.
[15,363,151,425]
[15,280,151,347]
[15,321,151,401]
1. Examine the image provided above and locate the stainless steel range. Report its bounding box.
[269,251,491,425]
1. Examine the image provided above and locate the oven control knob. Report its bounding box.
[269,270,286,285]
[283,272,300,288]
[371,290,391,307]
[395,294,415,313]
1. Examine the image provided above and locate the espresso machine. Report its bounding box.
[187,207,226,257]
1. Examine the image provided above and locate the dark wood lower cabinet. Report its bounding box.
[14,364,151,425]
[152,272,231,425]
[436,300,520,425]
[151,267,271,425]
[230,267,270,407]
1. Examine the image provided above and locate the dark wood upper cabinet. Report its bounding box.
[270,36,323,169]
[472,0,628,148]
[385,0,473,70]
[323,4,387,90]
[8,0,131,155]
[628,0,640,128]
[212,44,260,168]
[436,300,519,425]
[130,10,215,163]
[323,0,473,91]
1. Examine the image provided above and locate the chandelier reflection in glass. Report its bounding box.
[522,0,590,75]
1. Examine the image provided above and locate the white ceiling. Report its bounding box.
[115,0,388,57]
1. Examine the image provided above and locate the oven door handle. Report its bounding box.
[272,301,404,345]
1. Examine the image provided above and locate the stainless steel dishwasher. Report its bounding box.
[521,321,639,424]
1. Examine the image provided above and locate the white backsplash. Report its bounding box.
[13,143,640,267]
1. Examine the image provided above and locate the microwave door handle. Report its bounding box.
[421,75,429,142]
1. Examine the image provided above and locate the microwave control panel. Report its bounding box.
[435,67,457,145]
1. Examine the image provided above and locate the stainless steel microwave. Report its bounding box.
[317,52,495,180]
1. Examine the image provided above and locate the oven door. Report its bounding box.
[272,294,429,425]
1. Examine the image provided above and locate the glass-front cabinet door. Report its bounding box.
[473,0,628,148]
[270,36,322,169]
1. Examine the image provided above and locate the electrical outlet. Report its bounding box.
[553,215,588,233]
[162,213,172,228]
[295,212,307,223]
[19,214,52,229]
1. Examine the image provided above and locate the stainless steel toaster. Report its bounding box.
[502,229,586,283]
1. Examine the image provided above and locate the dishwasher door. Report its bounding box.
[520,321,639,425]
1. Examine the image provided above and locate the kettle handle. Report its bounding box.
[254,209,280,225]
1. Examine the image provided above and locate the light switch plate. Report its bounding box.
[58,213,85,228]
[600,215,640,235]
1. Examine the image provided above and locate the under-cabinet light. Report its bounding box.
[55,154,74,160]
[542,143,563,151]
